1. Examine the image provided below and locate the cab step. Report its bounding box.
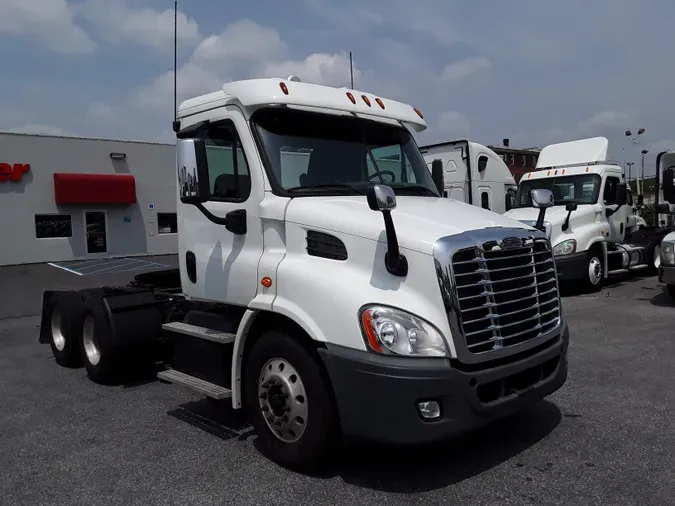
[607,268,629,275]
[157,368,232,399]
[162,321,236,345]
[629,264,648,271]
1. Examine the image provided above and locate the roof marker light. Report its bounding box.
[346,92,356,104]
[414,108,424,119]
[279,82,289,95]
[361,95,371,107]
[375,98,385,109]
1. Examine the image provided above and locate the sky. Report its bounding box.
[1,0,674,176]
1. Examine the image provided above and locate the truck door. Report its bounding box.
[182,116,264,305]
[603,175,626,242]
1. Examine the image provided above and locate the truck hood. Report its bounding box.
[505,205,599,244]
[285,196,535,255]
[506,205,601,224]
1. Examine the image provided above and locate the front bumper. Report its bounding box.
[319,323,569,445]
[553,252,587,281]
[658,265,675,284]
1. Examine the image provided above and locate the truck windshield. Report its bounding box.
[514,174,602,208]
[251,107,439,197]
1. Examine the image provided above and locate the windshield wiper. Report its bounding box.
[286,183,365,195]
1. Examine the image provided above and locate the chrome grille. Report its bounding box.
[451,236,560,354]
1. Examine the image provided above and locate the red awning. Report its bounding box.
[53,173,137,205]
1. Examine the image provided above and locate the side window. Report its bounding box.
[199,121,251,201]
[626,190,633,206]
[604,176,620,205]
[481,191,490,210]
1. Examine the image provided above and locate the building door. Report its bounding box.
[84,211,108,254]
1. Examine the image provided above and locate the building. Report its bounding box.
[0,132,178,266]
[488,139,540,183]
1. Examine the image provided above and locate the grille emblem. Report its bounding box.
[499,237,523,250]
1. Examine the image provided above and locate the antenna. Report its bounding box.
[349,51,354,89]
[172,0,178,132]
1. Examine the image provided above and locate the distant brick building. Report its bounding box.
[488,139,540,183]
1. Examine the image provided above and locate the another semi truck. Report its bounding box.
[505,136,670,292]
[655,150,675,298]
[420,140,518,214]
[39,77,569,470]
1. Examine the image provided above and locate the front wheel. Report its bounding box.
[667,284,675,300]
[244,330,339,471]
[582,249,604,293]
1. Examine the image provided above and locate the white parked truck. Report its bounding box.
[655,150,675,298]
[39,77,569,470]
[420,140,518,214]
[505,136,669,292]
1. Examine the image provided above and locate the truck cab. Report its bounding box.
[505,136,662,291]
[38,77,569,471]
[419,140,517,214]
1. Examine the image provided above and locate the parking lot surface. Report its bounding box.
[0,265,673,505]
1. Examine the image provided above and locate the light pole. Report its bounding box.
[640,149,648,198]
[626,162,634,185]
[624,127,646,186]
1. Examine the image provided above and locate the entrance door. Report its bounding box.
[84,211,108,254]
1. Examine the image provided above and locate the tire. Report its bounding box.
[647,241,661,275]
[46,291,85,367]
[244,330,339,471]
[79,297,123,384]
[582,247,604,293]
[667,284,675,300]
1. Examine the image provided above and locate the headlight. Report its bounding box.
[360,305,448,357]
[553,239,576,256]
[662,242,675,265]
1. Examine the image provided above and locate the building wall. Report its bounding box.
[0,132,178,266]
[490,146,540,183]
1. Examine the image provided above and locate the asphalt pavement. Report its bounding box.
[0,263,673,505]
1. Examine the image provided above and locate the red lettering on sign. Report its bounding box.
[0,163,30,182]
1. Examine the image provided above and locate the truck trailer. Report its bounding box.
[39,77,569,470]
[420,140,518,214]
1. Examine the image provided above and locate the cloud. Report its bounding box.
[264,52,361,87]
[75,0,201,51]
[426,111,471,143]
[441,57,492,85]
[0,0,96,54]
[578,111,632,133]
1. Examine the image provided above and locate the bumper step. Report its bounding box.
[162,321,235,345]
[158,368,232,399]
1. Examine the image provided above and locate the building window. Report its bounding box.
[157,212,178,234]
[509,154,515,165]
[521,155,527,166]
[35,214,72,239]
[532,156,538,166]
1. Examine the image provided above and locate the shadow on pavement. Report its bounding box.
[325,400,562,493]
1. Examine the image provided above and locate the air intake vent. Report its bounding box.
[306,230,347,261]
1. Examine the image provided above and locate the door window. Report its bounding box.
[197,121,251,202]
[604,176,621,205]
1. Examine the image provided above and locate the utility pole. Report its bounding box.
[349,52,354,89]
[640,149,649,198]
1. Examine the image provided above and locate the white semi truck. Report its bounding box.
[39,77,569,470]
[420,140,518,214]
[505,136,669,292]
[655,151,675,298]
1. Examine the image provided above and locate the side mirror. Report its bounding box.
[366,184,407,277]
[431,159,444,195]
[531,188,554,208]
[663,167,675,204]
[616,182,627,206]
[637,194,644,206]
[177,138,210,205]
[565,202,578,212]
[477,155,488,172]
[366,184,396,211]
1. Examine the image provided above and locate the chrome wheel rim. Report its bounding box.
[50,308,66,351]
[258,358,308,443]
[588,256,602,285]
[82,315,100,366]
